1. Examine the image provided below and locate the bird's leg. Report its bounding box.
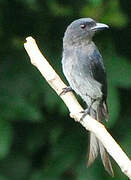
[80,108,90,120]
[80,98,96,121]
[60,86,73,96]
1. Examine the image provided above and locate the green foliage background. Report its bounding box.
[0,0,131,179]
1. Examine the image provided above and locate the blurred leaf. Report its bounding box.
[48,0,72,16]
[0,175,9,180]
[30,171,49,180]
[0,120,13,159]
[101,0,128,27]
[30,170,60,180]
[49,126,63,145]
[81,0,128,28]
[16,0,39,11]
[26,126,47,153]
[103,45,131,125]
[11,37,24,49]
[89,0,103,6]
[121,129,131,157]
[105,50,131,88]
[107,85,120,126]
[30,171,44,180]
[43,130,83,176]
[1,155,30,180]
[0,96,43,122]
[80,4,103,19]
[75,158,103,180]
[44,86,61,110]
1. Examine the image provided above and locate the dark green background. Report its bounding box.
[0,0,131,179]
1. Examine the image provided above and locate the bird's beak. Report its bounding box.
[91,23,109,31]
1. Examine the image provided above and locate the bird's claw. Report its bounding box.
[80,108,90,121]
[60,86,73,96]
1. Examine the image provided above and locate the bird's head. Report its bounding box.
[63,18,109,46]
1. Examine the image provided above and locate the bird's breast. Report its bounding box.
[62,50,102,102]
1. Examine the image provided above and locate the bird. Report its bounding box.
[61,18,114,176]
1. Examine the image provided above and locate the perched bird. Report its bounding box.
[61,18,114,176]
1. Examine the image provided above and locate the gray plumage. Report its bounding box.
[62,18,114,176]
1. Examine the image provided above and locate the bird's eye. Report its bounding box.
[80,24,86,29]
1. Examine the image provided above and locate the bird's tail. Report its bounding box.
[87,101,114,176]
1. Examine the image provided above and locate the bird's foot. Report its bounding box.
[80,98,98,121]
[60,86,73,96]
[80,108,90,121]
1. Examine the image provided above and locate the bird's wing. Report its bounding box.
[89,48,107,99]
[78,46,108,118]
[75,46,107,99]
[89,48,108,119]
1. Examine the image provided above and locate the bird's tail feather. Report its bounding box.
[99,140,114,176]
[87,103,114,176]
[87,132,99,167]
